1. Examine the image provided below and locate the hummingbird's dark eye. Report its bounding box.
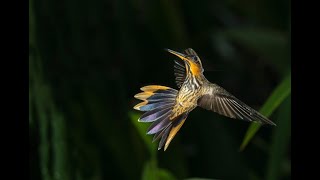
[193,56,198,61]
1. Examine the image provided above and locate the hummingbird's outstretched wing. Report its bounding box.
[197,83,276,125]
[173,59,186,88]
[173,48,198,88]
[184,48,198,56]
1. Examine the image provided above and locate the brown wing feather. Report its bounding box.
[174,60,186,88]
[197,83,276,125]
[173,48,198,88]
[184,48,198,56]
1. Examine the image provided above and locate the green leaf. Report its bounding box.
[266,96,291,180]
[142,159,157,180]
[142,160,177,180]
[51,110,70,180]
[223,28,287,52]
[240,72,291,151]
[29,88,32,126]
[220,28,289,73]
[129,111,157,156]
[184,178,221,180]
[157,169,177,180]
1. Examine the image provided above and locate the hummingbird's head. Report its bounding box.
[165,48,204,77]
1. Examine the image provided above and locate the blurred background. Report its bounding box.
[29,0,291,179]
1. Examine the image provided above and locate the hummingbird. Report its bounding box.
[133,48,276,151]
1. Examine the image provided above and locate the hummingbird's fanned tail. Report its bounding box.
[159,113,188,151]
[151,112,188,151]
[134,85,177,114]
[134,85,187,151]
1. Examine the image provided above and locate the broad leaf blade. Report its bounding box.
[266,96,291,180]
[240,72,291,150]
[141,160,177,180]
[129,111,157,155]
[157,169,177,180]
[185,178,221,180]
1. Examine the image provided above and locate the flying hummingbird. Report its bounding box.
[133,48,276,151]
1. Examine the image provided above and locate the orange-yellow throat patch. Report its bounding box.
[190,62,201,76]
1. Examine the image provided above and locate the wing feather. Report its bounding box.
[197,84,276,125]
[173,60,186,88]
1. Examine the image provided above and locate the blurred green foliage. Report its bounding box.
[240,73,291,150]
[29,0,290,180]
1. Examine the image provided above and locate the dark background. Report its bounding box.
[29,0,291,179]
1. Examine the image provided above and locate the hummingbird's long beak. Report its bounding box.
[165,49,189,62]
